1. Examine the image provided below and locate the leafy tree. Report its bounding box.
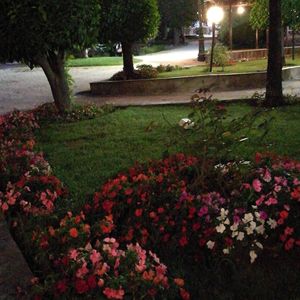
[219,11,260,49]
[99,0,160,79]
[250,0,300,29]
[158,0,197,45]
[0,0,100,112]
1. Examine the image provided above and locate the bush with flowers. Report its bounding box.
[0,110,189,299]
[1,107,300,299]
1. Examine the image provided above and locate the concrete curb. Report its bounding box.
[0,214,33,300]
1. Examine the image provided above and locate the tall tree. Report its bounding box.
[99,0,160,79]
[198,0,206,61]
[158,0,197,45]
[265,0,284,106]
[0,0,100,112]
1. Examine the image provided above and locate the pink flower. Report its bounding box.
[198,206,208,217]
[285,238,295,251]
[76,262,89,278]
[255,195,265,206]
[1,202,9,212]
[90,250,101,266]
[265,197,278,206]
[259,211,268,220]
[284,227,294,236]
[263,169,272,182]
[69,249,79,260]
[252,179,262,192]
[103,287,125,299]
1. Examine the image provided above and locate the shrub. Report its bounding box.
[207,43,230,71]
[110,65,158,81]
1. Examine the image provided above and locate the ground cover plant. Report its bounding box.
[67,57,142,68]
[1,99,300,299]
[158,56,300,78]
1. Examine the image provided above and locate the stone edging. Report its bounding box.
[90,66,300,97]
[0,213,33,300]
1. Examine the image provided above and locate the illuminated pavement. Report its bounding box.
[1,40,300,114]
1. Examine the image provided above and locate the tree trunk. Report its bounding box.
[228,0,233,50]
[173,28,180,46]
[198,0,206,61]
[121,41,135,79]
[281,27,286,65]
[292,28,295,60]
[265,0,284,107]
[35,51,71,112]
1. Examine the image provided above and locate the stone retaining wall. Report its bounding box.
[90,66,300,97]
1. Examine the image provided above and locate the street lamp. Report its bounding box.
[237,5,245,15]
[207,5,224,72]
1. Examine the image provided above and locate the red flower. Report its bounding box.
[285,238,295,251]
[179,236,188,247]
[180,288,190,300]
[157,207,165,214]
[69,228,78,238]
[75,279,89,294]
[135,208,143,217]
[124,188,133,195]
[102,200,114,213]
[55,279,68,294]
[87,275,97,289]
[279,210,289,220]
[291,187,300,200]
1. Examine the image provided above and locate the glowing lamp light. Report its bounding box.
[206,6,224,25]
[237,5,246,15]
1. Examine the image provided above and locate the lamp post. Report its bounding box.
[207,5,224,72]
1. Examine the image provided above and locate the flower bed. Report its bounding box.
[0,111,189,299]
[1,109,300,299]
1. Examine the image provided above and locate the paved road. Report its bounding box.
[1,40,300,114]
[0,40,212,114]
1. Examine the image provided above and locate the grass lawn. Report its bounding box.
[158,56,300,78]
[67,56,141,67]
[36,103,300,203]
[138,44,168,55]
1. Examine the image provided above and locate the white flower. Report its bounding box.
[178,118,194,129]
[255,242,263,249]
[243,213,254,223]
[249,221,257,230]
[230,223,238,232]
[267,218,277,229]
[237,232,245,241]
[206,240,215,249]
[249,250,257,263]
[231,231,239,238]
[246,226,254,235]
[223,248,230,254]
[255,225,265,235]
[216,223,226,233]
[224,218,230,225]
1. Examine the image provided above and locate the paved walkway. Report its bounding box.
[76,80,300,107]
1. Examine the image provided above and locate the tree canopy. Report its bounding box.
[99,0,160,78]
[250,0,300,30]
[0,0,100,111]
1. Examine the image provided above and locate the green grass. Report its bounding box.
[36,103,300,203]
[138,44,168,55]
[67,56,141,67]
[158,56,300,78]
